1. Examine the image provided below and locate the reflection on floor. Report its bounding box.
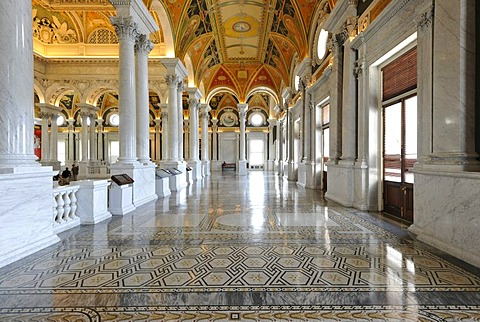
[1,172,480,321]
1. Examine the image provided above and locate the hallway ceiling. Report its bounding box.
[33,0,334,103]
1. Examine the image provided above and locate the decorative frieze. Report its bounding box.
[33,9,78,44]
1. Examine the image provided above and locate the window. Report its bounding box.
[109,113,119,126]
[317,29,328,60]
[109,141,119,164]
[56,115,65,126]
[250,113,263,127]
[249,139,264,166]
[58,141,66,166]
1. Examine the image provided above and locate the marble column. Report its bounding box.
[67,119,75,164]
[267,118,277,171]
[212,119,218,162]
[160,105,168,160]
[0,0,60,269]
[49,114,59,164]
[111,17,139,164]
[154,118,161,162]
[277,118,284,176]
[186,88,202,180]
[40,112,50,163]
[177,82,185,162]
[301,80,311,163]
[80,112,89,162]
[165,74,179,162]
[184,120,189,160]
[97,122,104,163]
[237,103,248,176]
[135,34,154,164]
[200,103,211,176]
[89,113,97,164]
[287,107,296,180]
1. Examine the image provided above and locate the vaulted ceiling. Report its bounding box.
[33,0,336,103]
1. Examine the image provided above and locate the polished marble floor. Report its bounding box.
[1,172,480,321]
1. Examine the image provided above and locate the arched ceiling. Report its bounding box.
[32,0,335,103]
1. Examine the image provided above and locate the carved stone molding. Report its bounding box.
[353,59,365,79]
[188,98,199,109]
[417,5,434,32]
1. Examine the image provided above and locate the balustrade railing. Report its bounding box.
[52,185,80,234]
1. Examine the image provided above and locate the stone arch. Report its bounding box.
[151,0,175,57]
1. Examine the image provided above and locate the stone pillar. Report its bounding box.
[302,80,311,163]
[277,118,284,176]
[165,74,179,162]
[67,119,75,164]
[89,112,97,163]
[287,108,296,180]
[267,118,276,171]
[49,114,59,164]
[186,88,202,180]
[237,103,248,176]
[212,119,218,162]
[341,39,356,163]
[40,112,50,163]
[135,34,154,164]
[160,104,168,160]
[184,120,189,160]
[0,0,60,269]
[200,103,211,176]
[111,17,139,164]
[327,33,344,164]
[154,118,161,162]
[80,112,89,162]
[97,121,104,163]
[177,81,185,161]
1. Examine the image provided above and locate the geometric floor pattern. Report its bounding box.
[1,172,480,320]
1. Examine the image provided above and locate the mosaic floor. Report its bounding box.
[1,172,480,321]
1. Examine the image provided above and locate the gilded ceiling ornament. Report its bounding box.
[32,9,78,44]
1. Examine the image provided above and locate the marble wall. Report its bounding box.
[0,168,60,268]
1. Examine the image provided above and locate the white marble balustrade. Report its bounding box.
[52,185,80,234]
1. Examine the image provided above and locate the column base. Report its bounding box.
[287,161,297,181]
[187,160,202,180]
[237,160,247,176]
[202,160,211,177]
[325,161,355,207]
[41,160,61,171]
[108,183,136,216]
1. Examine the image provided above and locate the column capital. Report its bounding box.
[199,104,211,119]
[237,103,248,118]
[77,103,98,114]
[165,74,180,87]
[416,4,434,32]
[188,98,199,109]
[135,34,154,55]
[36,103,62,116]
[177,80,185,93]
[186,87,203,101]
[111,16,139,42]
[267,118,277,127]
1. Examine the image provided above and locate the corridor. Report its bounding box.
[0,172,480,321]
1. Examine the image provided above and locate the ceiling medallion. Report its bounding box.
[232,21,251,33]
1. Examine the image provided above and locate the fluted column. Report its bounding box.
[40,113,50,162]
[135,34,153,164]
[166,74,179,161]
[80,112,89,162]
[49,114,59,163]
[111,17,139,164]
[0,0,37,167]
[154,118,161,162]
[177,81,185,161]
[160,104,169,160]
[188,99,199,161]
[211,119,218,161]
[89,113,97,163]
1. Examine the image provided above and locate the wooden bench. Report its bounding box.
[222,162,236,171]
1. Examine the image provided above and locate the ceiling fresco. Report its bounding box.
[33,0,335,105]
